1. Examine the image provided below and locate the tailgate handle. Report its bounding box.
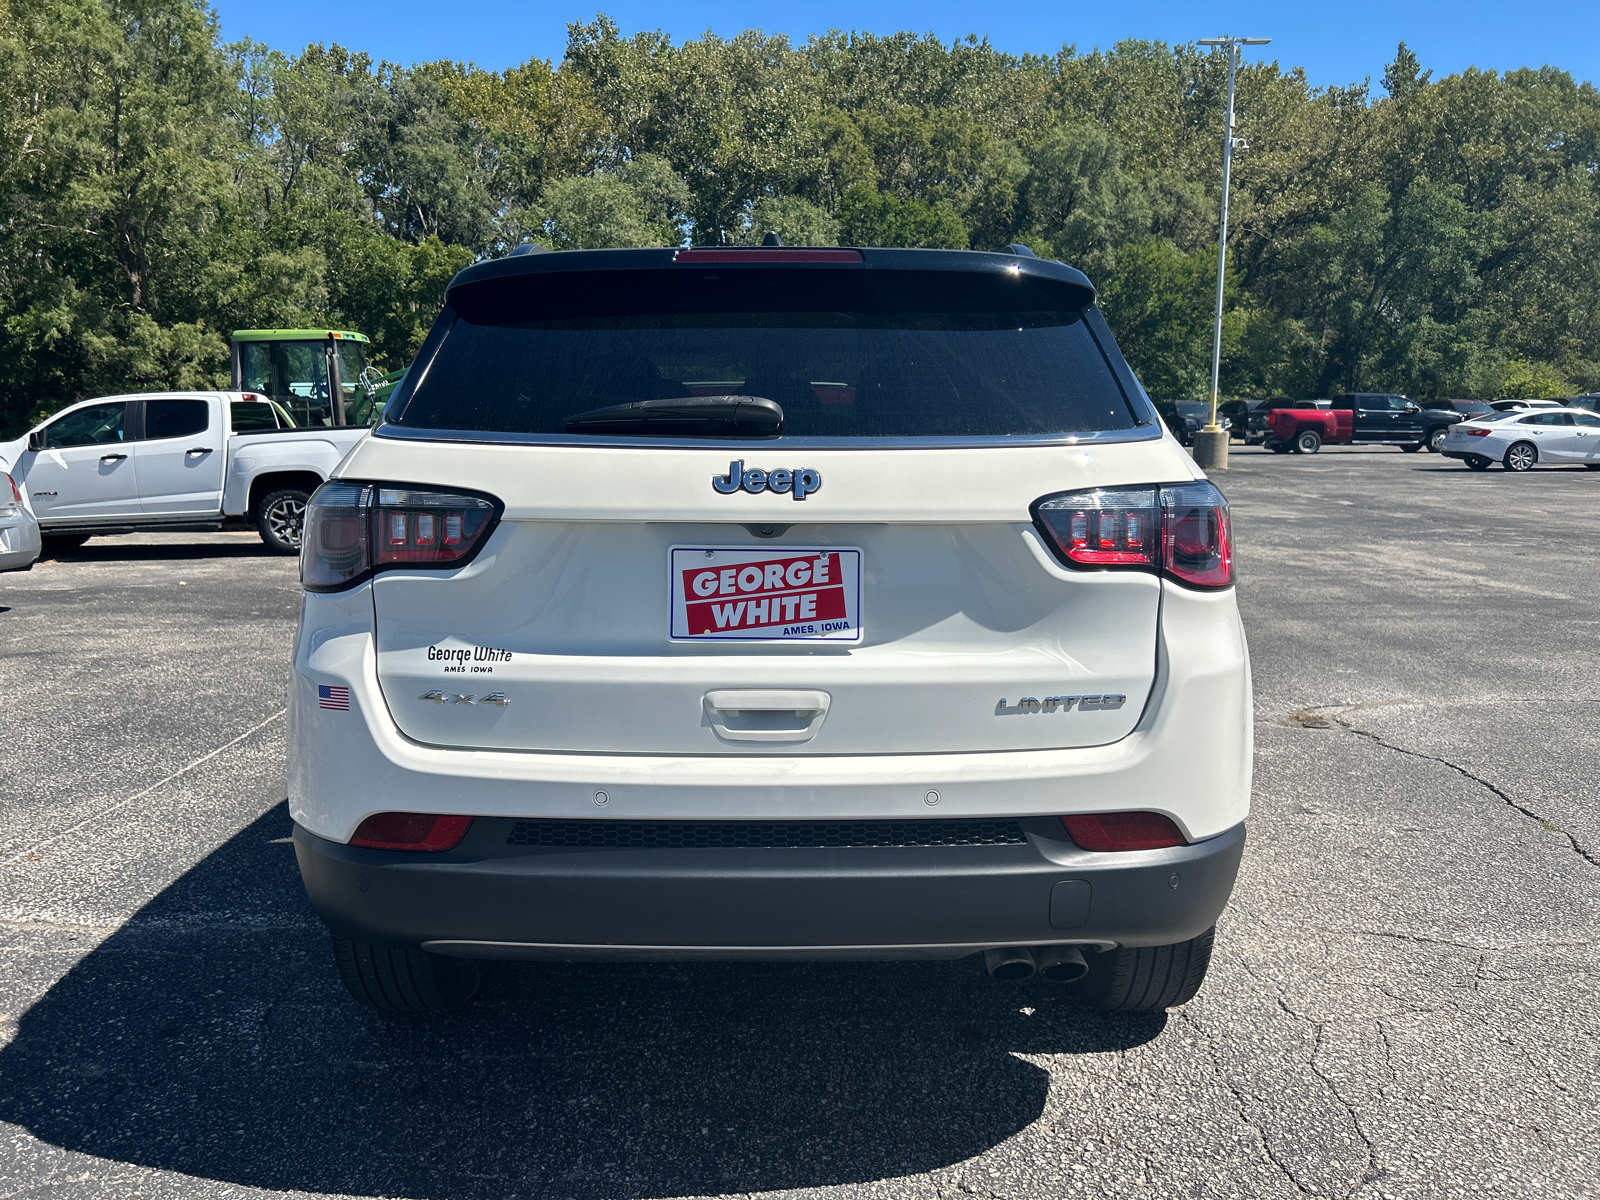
[704,690,831,743]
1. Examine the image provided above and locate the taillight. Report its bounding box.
[1466,428,1492,437]
[350,812,474,851]
[375,487,496,565]
[1062,812,1187,851]
[1034,481,1232,589]
[4,473,20,503]
[1034,488,1159,567]
[300,482,500,591]
[1160,483,1232,588]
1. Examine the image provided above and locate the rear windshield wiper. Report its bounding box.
[562,396,783,438]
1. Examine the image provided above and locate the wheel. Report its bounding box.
[39,533,90,555]
[1401,441,1424,453]
[1294,429,1322,454]
[1427,427,1449,452]
[331,935,483,1012]
[255,487,311,554]
[1059,928,1216,1012]
[1464,455,1492,471]
[1503,442,1537,472]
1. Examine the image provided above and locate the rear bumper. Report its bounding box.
[293,817,1246,959]
[289,582,1253,844]
[0,510,41,571]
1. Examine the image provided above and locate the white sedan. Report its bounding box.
[1438,407,1600,472]
[1,472,42,571]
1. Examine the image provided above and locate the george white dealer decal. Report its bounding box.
[427,644,515,675]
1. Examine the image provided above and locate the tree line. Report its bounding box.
[3,0,1599,435]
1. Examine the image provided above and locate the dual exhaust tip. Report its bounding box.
[984,945,1089,984]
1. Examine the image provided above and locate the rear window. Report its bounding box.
[145,399,209,440]
[231,401,280,431]
[393,269,1140,440]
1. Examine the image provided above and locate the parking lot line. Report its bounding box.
[4,708,285,866]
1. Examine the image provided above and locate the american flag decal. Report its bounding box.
[318,685,350,711]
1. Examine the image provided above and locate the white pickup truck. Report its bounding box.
[0,391,369,554]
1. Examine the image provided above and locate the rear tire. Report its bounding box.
[1294,429,1322,454]
[1464,455,1492,471]
[1061,928,1216,1012]
[331,935,483,1012]
[1503,442,1537,472]
[1427,427,1449,452]
[255,487,311,555]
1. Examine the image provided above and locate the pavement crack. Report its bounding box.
[1178,1008,1318,1197]
[1322,711,1600,870]
[1296,1003,1381,1194]
[1349,930,1595,953]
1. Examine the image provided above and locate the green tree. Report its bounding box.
[6,12,1600,433]
[1022,124,1148,272]
[836,182,968,247]
[537,154,690,248]
[744,196,839,246]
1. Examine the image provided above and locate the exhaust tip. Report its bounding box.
[983,947,1037,980]
[1036,945,1089,984]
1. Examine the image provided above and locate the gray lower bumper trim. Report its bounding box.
[422,938,1117,962]
[294,816,1245,959]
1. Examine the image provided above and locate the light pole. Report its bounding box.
[1191,35,1269,472]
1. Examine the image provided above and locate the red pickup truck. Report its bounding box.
[1266,393,1462,454]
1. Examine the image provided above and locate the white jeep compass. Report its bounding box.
[288,244,1251,1013]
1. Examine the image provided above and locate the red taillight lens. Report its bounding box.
[1035,488,1160,567]
[300,483,500,591]
[1035,482,1232,588]
[1466,428,1492,437]
[350,812,474,851]
[375,487,496,565]
[1160,482,1232,588]
[1062,812,1187,851]
[5,473,20,503]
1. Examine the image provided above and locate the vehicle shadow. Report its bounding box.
[40,536,275,564]
[1409,464,1595,473]
[0,804,1163,1198]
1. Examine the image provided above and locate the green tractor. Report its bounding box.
[230,329,406,428]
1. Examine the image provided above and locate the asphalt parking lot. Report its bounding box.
[0,445,1596,1199]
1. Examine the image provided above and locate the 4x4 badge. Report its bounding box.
[712,460,822,501]
[418,691,509,707]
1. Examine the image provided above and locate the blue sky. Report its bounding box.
[209,0,1599,90]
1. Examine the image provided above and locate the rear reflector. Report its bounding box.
[673,249,864,263]
[1061,812,1187,851]
[350,812,474,851]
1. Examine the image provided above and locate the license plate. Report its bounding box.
[670,547,862,642]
